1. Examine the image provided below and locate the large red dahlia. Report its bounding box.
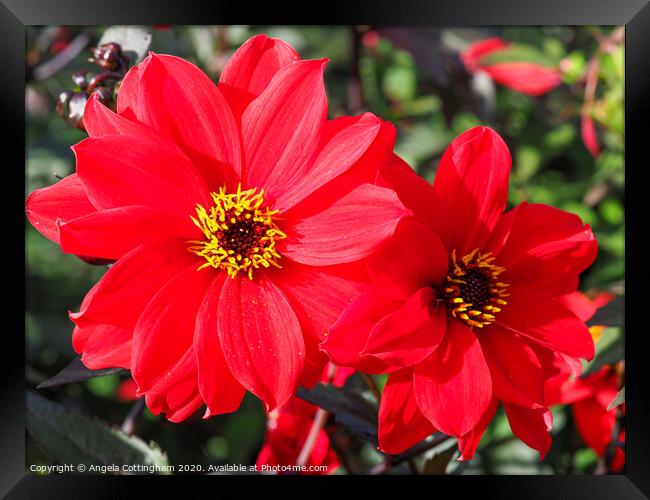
[25,35,409,419]
[322,126,597,458]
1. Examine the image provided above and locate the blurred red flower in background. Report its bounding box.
[25,34,409,420]
[545,291,624,472]
[256,363,354,475]
[570,366,624,472]
[462,37,562,96]
[323,126,597,459]
[116,378,139,402]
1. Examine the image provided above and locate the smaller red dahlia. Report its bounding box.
[322,126,597,459]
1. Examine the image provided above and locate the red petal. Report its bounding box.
[367,219,449,301]
[543,351,590,406]
[219,34,300,119]
[504,403,553,459]
[70,241,194,330]
[144,349,204,422]
[279,183,409,266]
[194,275,246,416]
[330,364,356,388]
[125,53,242,186]
[361,287,445,370]
[413,320,492,437]
[479,327,545,408]
[280,121,398,227]
[432,126,511,255]
[71,242,195,370]
[116,60,143,120]
[271,259,367,345]
[457,398,499,460]
[73,323,132,370]
[25,174,96,244]
[131,263,215,394]
[298,348,329,390]
[378,368,437,454]
[557,291,613,323]
[273,113,381,212]
[73,135,210,215]
[59,206,196,260]
[242,59,327,198]
[217,274,305,411]
[322,289,401,374]
[483,63,562,96]
[488,202,597,298]
[572,397,615,457]
[461,37,509,72]
[83,93,160,140]
[377,154,443,234]
[581,114,601,158]
[498,297,595,360]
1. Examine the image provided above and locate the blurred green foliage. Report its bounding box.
[25,25,624,475]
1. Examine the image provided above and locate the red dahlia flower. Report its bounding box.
[256,363,354,475]
[25,34,409,419]
[461,37,562,96]
[322,126,597,459]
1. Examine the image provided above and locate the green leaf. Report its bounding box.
[606,387,625,411]
[37,357,125,389]
[383,65,417,102]
[599,198,624,225]
[543,123,576,151]
[588,296,624,327]
[297,383,378,442]
[584,327,623,376]
[560,51,586,85]
[573,447,598,471]
[451,112,482,137]
[27,391,170,474]
[86,374,120,398]
[514,145,542,182]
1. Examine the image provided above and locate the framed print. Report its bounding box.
[2,0,649,497]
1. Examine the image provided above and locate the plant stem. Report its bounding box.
[31,32,91,81]
[295,363,338,468]
[121,397,146,435]
[295,408,329,468]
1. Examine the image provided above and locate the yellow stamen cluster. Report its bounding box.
[188,185,286,280]
[443,249,509,329]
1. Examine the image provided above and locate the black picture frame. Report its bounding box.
[4,0,649,497]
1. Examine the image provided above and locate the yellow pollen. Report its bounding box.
[187,184,286,280]
[442,248,509,329]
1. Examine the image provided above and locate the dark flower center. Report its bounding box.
[442,249,509,329]
[456,269,492,310]
[218,219,267,258]
[188,185,286,279]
